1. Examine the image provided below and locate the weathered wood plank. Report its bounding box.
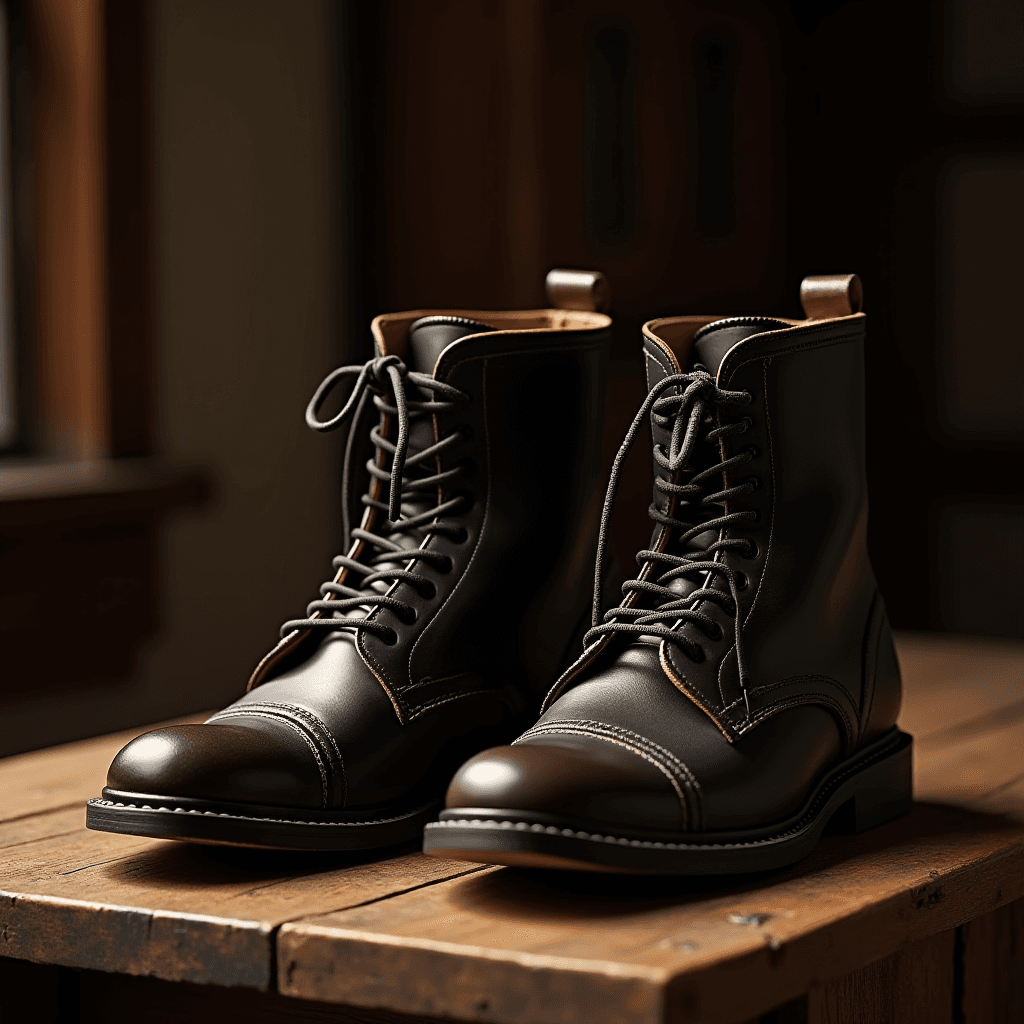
[270,635,1024,1024]
[0,633,1018,1021]
[0,958,457,1024]
[960,898,1024,1024]
[915,718,1024,813]
[0,808,483,989]
[278,803,1024,1024]
[806,927,955,1024]
[895,633,1023,743]
[0,713,208,823]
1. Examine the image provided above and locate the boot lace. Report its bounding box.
[586,369,759,714]
[279,354,470,645]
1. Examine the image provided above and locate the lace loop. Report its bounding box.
[587,369,759,717]
[304,354,462,522]
[280,354,469,642]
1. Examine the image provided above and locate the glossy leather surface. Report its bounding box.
[108,720,325,809]
[444,310,903,836]
[447,731,683,831]
[106,311,611,814]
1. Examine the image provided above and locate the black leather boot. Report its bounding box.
[87,271,611,850]
[425,275,913,874]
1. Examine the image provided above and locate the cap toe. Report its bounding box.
[106,721,327,810]
[445,733,685,832]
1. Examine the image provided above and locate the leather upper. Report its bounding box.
[444,310,903,836]
[106,310,612,813]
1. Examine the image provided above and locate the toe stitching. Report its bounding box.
[515,719,703,831]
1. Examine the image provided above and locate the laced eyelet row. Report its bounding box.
[279,355,477,646]
[586,370,764,717]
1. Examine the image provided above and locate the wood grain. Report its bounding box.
[0,714,208,822]
[279,805,1024,1024]
[895,632,1023,743]
[0,807,482,989]
[960,899,1024,1023]
[270,635,1024,1023]
[807,928,955,1024]
[0,958,459,1024]
[915,717,1024,812]
[1,634,1020,1022]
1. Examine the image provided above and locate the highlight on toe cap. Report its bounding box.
[105,722,326,810]
[444,736,685,832]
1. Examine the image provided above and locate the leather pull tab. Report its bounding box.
[545,268,611,313]
[800,274,863,319]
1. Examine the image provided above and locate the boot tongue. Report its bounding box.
[407,315,493,376]
[691,317,789,375]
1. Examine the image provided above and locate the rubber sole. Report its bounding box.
[86,789,441,851]
[422,729,913,874]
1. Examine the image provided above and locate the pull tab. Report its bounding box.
[545,268,611,313]
[800,274,863,320]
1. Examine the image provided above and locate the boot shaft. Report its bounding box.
[368,307,612,708]
[253,295,612,714]
[638,278,899,748]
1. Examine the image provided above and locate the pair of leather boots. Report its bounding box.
[87,270,912,874]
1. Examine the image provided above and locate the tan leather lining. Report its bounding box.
[372,308,612,361]
[642,315,724,370]
[643,311,867,366]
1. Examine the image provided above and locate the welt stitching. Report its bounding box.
[437,731,903,852]
[92,797,439,828]
[206,707,329,808]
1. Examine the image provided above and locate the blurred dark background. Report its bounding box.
[0,0,1020,756]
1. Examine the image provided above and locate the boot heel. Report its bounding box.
[828,732,913,835]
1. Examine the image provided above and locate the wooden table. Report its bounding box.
[1,634,1021,1024]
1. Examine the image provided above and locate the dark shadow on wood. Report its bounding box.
[443,801,1023,923]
